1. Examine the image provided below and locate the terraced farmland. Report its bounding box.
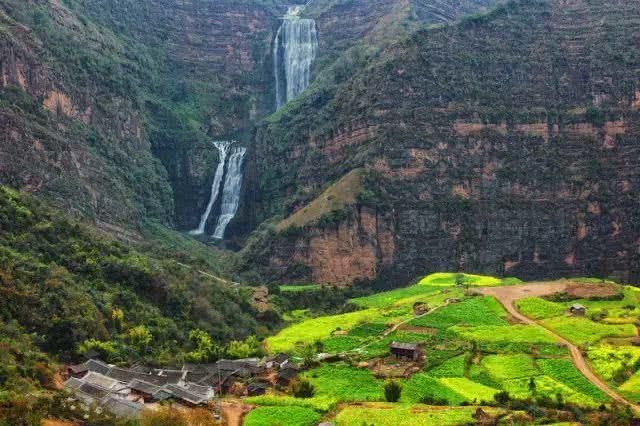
[248,273,640,424]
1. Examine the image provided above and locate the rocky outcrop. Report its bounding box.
[269,207,395,285]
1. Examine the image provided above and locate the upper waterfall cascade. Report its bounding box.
[213,147,247,239]
[189,141,231,236]
[274,5,318,109]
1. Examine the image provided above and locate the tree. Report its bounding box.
[494,391,511,406]
[227,336,263,359]
[127,326,152,354]
[292,379,315,398]
[528,377,537,395]
[297,343,317,368]
[384,380,402,402]
[186,329,221,362]
[111,308,124,332]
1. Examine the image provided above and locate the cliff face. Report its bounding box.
[249,0,640,285]
[0,0,288,231]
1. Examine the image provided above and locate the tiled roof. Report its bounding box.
[102,396,143,418]
[128,379,161,395]
[82,372,122,390]
[162,384,207,405]
[390,341,419,351]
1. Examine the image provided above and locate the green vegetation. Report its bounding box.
[541,317,635,346]
[481,354,538,381]
[244,406,322,426]
[401,374,465,405]
[266,309,378,353]
[335,404,510,426]
[303,365,384,402]
[411,297,508,329]
[538,359,608,402]
[451,324,557,345]
[428,355,466,378]
[417,273,516,287]
[279,284,321,293]
[245,395,337,412]
[516,297,566,320]
[438,378,499,403]
[276,169,363,231]
[587,346,640,381]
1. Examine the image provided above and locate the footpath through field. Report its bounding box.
[478,282,640,413]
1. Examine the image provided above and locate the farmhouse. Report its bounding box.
[569,303,586,316]
[389,342,422,361]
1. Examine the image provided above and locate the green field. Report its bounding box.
[266,308,379,352]
[481,354,538,381]
[244,406,321,426]
[279,284,321,293]
[516,297,566,319]
[542,317,636,346]
[303,364,384,402]
[335,404,506,426]
[401,374,466,404]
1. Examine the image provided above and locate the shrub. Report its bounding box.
[384,380,402,402]
[292,379,315,398]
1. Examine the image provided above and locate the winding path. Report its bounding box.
[478,282,640,412]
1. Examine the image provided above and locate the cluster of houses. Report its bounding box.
[64,354,297,418]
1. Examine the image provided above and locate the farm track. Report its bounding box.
[478,282,640,413]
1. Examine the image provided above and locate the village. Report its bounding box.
[63,353,297,419]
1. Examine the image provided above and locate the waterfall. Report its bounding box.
[274,6,318,109]
[189,141,231,236]
[212,147,247,239]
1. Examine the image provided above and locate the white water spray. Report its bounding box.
[189,141,231,236]
[212,147,247,239]
[274,6,318,109]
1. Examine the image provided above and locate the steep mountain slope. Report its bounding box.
[247,0,640,286]
[0,0,283,232]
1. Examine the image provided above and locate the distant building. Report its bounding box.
[569,304,586,316]
[389,342,422,361]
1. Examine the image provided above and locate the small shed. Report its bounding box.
[389,342,421,361]
[569,304,586,316]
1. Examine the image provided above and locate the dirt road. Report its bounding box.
[478,282,640,412]
[221,401,252,426]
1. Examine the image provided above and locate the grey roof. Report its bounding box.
[82,372,122,390]
[102,396,143,418]
[64,377,84,390]
[390,342,419,351]
[184,382,212,397]
[162,384,208,405]
[571,303,586,309]
[78,382,109,399]
[277,366,298,381]
[128,379,161,395]
[152,389,173,401]
[106,367,181,386]
[69,359,111,375]
[266,353,290,364]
